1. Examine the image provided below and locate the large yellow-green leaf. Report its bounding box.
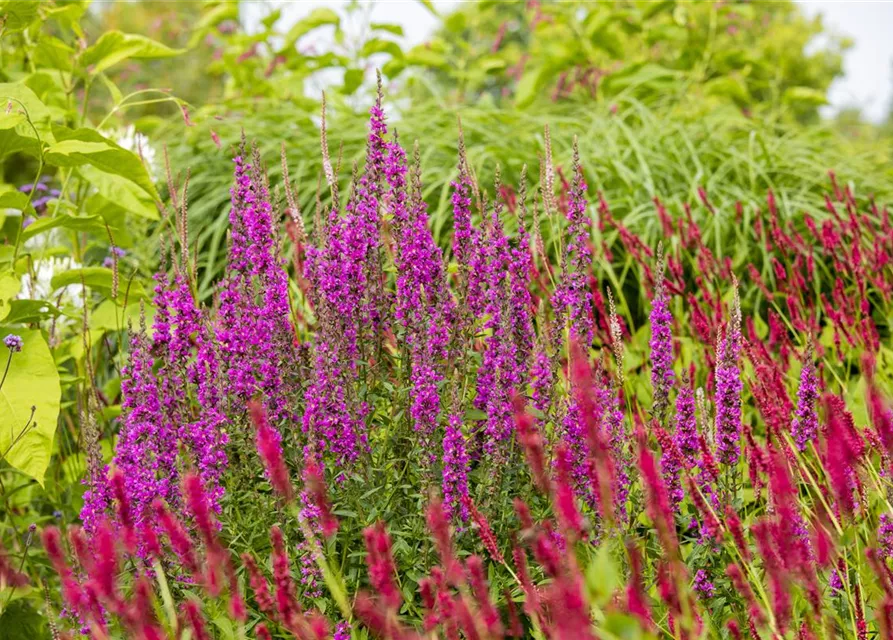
[0,83,52,159]
[82,31,183,75]
[46,126,159,202]
[50,267,148,300]
[0,329,61,486]
[0,0,40,32]
[0,270,20,321]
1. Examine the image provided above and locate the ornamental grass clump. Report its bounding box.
[33,84,893,638]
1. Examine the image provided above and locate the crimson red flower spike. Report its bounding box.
[110,469,137,554]
[305,460,338,538]
[242,553,277,618]
[363,522,401,611]
[512,545,541,621]
[552,444,585,540]
[42,527,86,619]
[725,563,765,628]
[419,578,439,631]
[511,394,549,493]
[625,542,654,631]
[270,525,301,628]
[248,400,294,503]
[183,600,211,640]
[255,623,273,640]
[0,541,28,588]
[466,556,502,637]
[637,428,678,557]
[513,499,534,533]
[88,520,121,609]
[153,500,200,579]
[462,496,505,563]
[724,505,750,561]
[568,339,615,524]
[504,588,523,637]
[426,495,462,584]
[452,595,482,640]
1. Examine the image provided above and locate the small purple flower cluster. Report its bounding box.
[648,252,674,421]
[715,288,743,466]
[551,143,594,347]
[791,346,819,452]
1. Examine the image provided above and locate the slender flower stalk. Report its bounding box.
[715,281,743,466]
[791,343,819,451]
[649,245,675,421]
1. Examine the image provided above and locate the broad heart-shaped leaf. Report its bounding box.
[2,299,61,325]
[78,166,158,219]
[0,1,40,32]
[46,126,160,203]
[0,184,32,212]
[81,30,183,75]
[0,270,21,322]
[0,329,61,486]
[50,267,148,300]
[0,83,53,159]
[21,213,108,241]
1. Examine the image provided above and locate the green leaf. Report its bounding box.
[0,83,52,159]
[0,329,61,486]
[0,185,31,211]
[602,62,679,95]
[371,22,404,36]
[21,213,108,240]
[341,69,364,95]
[97,73,123,105]
[0,270,20,322]
[360,38,404,59]
[705,75,750,104]
[2,300,61,325]
[33,36,76,72]
[43,127,159,217]
[515,66,547,108]
[585,544,621,605]
[782,86,828,107]
[0,1,40,32]
[47,126,158,197]
[404,44,447,69]
[89,300,149,333]
[282,8,340,50]
[0,599,48,640]
[81,30,183,75]
[50,267,147,300]
[78,165,159,219]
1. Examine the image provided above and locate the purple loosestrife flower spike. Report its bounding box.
[551,139,594,347]
[168,274,228,511]
[442,410,470,522]
[387,138,453,451]
[112,315,179,550]
[216,146,294,418]
[508,165,535,370]
[673,376,699,469]
[715,280,743,466]
[649,245,674,422]
[451,127,485,318]
[791,342,819,452]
